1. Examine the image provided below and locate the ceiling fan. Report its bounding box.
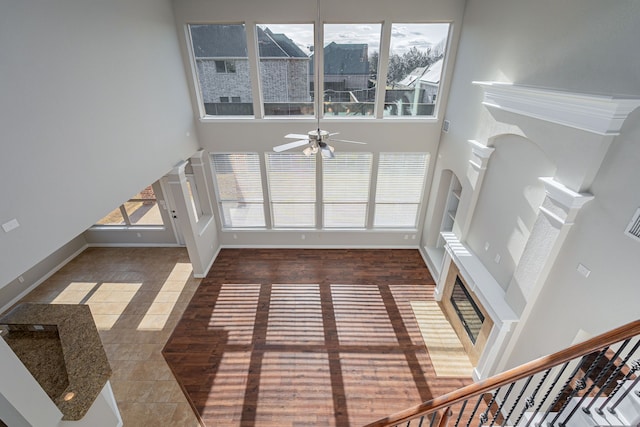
[273,130,366,159]
[272,0,366,159]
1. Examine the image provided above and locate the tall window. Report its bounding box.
[257,24,314,117]
[385,23,449,117]
[374,153,429,228]
[189,24,253,116]
[266,153,316,228]
[211,153,265,227]
[323,153,372,228]
[96,186,164,226]
[323,24,381,116]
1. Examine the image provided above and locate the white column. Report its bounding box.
[457,140,495,240]
[505,177,594,311]
[495,177,594,373]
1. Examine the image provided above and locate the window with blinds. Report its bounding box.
[374,153,429,228]
[266,153,316,228]
[323,153,373,228]
[211,153,265,227]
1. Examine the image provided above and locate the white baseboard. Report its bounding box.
[86,243,183,248]
[0,244,89,314]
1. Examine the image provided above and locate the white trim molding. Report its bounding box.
[474,81,640,136]
[468,139,495,170]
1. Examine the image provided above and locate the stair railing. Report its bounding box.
[365,319,640,427]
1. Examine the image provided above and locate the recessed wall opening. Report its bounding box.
[439,260,493,364]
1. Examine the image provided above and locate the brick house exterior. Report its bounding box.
[190,24,310,114]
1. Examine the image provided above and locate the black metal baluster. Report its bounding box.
[583,338,637,414]
[466,394,486,427]
[428,411,438,427]
[502,376,533,427]
[479,387,501,426]
[590,338,640,414]
[607,372,640,414]
[596,358,640,415]
[539,355,589,426]
[489,382,515,426]
[453,399,468,427]
[524,362,569,427]
[514,370,551,427]
[554,348,609,425]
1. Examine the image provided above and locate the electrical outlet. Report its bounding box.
[494,254,501,264]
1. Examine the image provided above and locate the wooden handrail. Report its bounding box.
[365,319,640,427]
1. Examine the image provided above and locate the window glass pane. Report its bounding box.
[190,24,254,116]
[266,153,316,228]
[124,186,163,226]
[374,153,429,228]
[323,153,372,228]
[257,24,314,117]
[385,23,449,117]
[186,177,201,222]
[321,24,381,117]
[96,207,126,226]
[212,153,265,227]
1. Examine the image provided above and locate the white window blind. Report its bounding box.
[374,153,429,228]
[211,153,265,228]
[323,153,373,228]
[266,153,316,228]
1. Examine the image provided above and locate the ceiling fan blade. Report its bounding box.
[329,132,340,136]
[284,133,310,139]
[329,138,367,145]
[273,139,309,152]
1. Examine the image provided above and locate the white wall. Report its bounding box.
[0,0,200,288]
[430,0,640,367]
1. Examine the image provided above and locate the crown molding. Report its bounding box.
[474,81,640,135]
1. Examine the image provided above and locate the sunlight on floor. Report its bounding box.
[411,300,473,377]
[137,263,192,331]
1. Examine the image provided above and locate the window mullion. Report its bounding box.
[316,154,323,229]
[260,153,273,228]
[367,152,380,228]
[375,21,392,119]
[245,22,264,119]
[119,205,131,226]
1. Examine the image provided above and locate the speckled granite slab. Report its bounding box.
[0,303,112,421]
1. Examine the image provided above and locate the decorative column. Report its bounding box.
[457,140,495,240]
[505,178,594,313]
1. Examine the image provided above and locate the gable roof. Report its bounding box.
[190,24,308,59]
[311,42,369,75]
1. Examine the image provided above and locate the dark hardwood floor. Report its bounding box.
[162,249,472,426]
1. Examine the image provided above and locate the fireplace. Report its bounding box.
[450,276,485,344]
[439,260,494,364]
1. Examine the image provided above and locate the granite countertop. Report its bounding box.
[0,303,112,421]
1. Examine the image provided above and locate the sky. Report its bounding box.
[258,23,449,56]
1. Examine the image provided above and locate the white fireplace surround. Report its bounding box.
[436,232,519,381]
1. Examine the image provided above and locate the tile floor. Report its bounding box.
[11,247,202,426]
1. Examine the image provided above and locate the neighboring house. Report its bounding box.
[311,42,371,103]
[190,24,310,114]
[388,58,444,115]
[397,58,444,104]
